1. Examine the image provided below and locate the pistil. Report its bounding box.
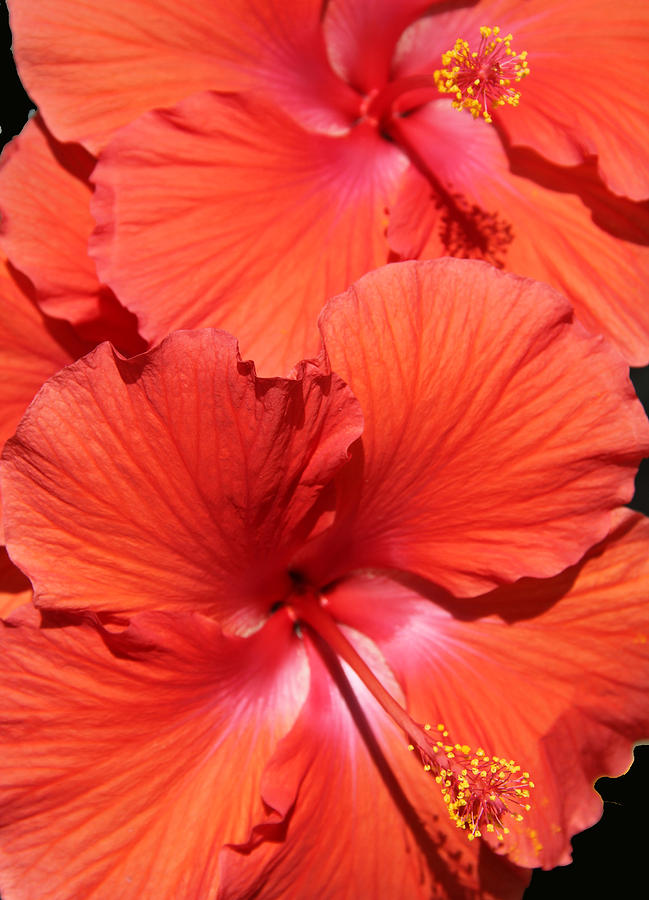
[360,25,529,131]
[289,590,533,842]
[435,26,530,123]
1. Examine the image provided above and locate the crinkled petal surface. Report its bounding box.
[0,610,308,900]
[219,630,530,900]
[395,0,649,200]
[309,259,649,594]
[91,91,406,374]
[325,509,649,870]
[0,116,144,354]
[7,0,359,151]
[1,330,363,631]
[387,104,649,365]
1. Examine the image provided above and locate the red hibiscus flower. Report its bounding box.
[1,261,648,899]
[7,0,648,371]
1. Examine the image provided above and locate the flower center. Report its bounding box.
[434,26,530,123]
[288,588,533,842]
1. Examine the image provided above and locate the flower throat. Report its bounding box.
[288,589,533,843]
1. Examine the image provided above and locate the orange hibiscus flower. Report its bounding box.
[1,261,648,898]
[6,0,648,370]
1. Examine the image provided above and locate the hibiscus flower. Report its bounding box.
[1,260,648,899]
[7,0,648,371]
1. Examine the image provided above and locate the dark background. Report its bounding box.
[1,2,646,897]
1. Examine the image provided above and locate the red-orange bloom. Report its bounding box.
[7,0,648,370]
[1,261,648,898]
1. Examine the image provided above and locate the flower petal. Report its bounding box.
[0,547,31,618]
[1,330,362,630]
[7,0,358,151]
[312,259,649,595]
[219,631,530,899]
[0,116,144,355]
[0,609,307,899]
[91,91,406,375]
[0,257,85,537]
[0,258,82,453]
[387,103,649,365]
[326,509,649,869]
[395,0,649,200]
[323,0,434,92]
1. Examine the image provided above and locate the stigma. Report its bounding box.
[408,723,533,840]
[434,26,530,123]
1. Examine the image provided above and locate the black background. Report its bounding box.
[1,2,646,897]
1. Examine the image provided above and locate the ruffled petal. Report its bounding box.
[90,91,406,375]
[0,116,144,355]
[219,631,530,899]
[394,0,649,200]
[387,104,649,365]
[1,331,362,631]
[8,0,358,151]
[326,509,649,869]
[0,609,307,900]
[310,259,649,595]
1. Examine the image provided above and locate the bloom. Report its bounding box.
[1,260,648,898]
[6,0,649,371]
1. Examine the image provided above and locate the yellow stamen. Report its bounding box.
[408,723,534,839]
[434,25,530,123]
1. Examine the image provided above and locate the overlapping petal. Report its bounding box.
[394,0,649,200]
[1,330,362,631]
[387,104,649,365]
[0,258,82,456]
[91,91,406,374]
[0,609,308,900]
[219,631,531,900]
[0,547,31,618]
[325,509,649,869]
[0,115,144,354]
[0,257,85,542]
[7,0,358,151]
[0,250,84,605]
[311,259,649,594]
[323,0,434,93]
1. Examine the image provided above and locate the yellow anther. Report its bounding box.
[434,25,529,123]
[406,722,534,847]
